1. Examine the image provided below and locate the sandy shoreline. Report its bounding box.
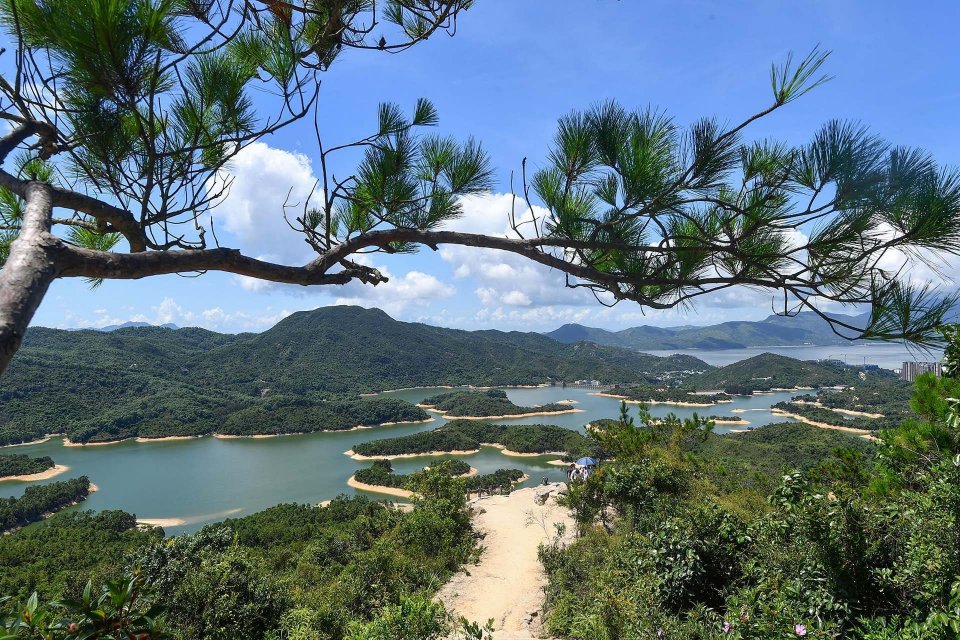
[347,476,415,498]
[1,434,64,448]
[138,517,188,527]
[345,448,481,461]
[134,435,201,443]
[418,404,584,420]
[0,464,70,483]
[590,392,728,407]
[710,417,750,425]
[63,437,123,447]
[771,409,877,440]
[485,443,568,458]
[792,400,884,419]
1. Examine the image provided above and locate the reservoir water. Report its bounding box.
[2,386,826,533]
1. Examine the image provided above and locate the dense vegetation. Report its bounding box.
[689,422,876,491]
[0,386,428,445]
[604,386,731,405]
[1,307,710,445]
[0,453,54,477]
[0,476,92,533]
[792,375,917,420]
[540,368,960,638]
[2,469,490,639]
[772,401,902,431]
[421,389,569,417]
[0,510,161,599]
[686,352,872,393]
[354,459,524,494]
[354,458,473,489]
[352,420,597,458]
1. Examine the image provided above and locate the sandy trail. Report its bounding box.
[436,484,572,639]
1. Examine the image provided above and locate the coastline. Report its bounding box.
[0,464,70,483]
[484,443,568,458]
[417,404,585,420]
[63,437,123,447]
[345,448,481,461]
[347,476,415,498]
[709,418,750,425]
[791,400,883,419]
[49,417,434,448]
[134,435,201,443]
[1,434,63,448]
[590,392,728,407]
[137,517,187,527]
[771,409,877,440]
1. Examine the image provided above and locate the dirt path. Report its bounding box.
[436,483,573,639]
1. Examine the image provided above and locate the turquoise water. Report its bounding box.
[2,387,800,533]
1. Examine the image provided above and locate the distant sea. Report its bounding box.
[643,343,944,370]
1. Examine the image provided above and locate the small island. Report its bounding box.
[349,420,597,460]
[6,396,431,447]
[351,459,526,498]
[0,476,95,534]
[594,385,732,407]
[0,454,68,482]
[419,389,582,419]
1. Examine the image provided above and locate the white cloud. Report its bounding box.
[333,268,456,316]
[211,142,319,265]
[439,193,596,309]
[64,297,293,332]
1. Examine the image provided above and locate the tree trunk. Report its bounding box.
[0,182,57,375]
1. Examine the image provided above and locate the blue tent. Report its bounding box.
[575,457,598,466]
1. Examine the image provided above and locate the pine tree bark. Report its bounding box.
[0,182,57,375]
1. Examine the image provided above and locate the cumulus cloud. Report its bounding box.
[211,142,319,265]
[439,193,596,310]
[334,268,456,316]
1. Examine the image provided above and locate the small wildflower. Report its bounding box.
[657,629,664,638]
[723,621,732,633]
[795,623,807,636]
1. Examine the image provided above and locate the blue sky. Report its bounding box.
[28,1,960,333]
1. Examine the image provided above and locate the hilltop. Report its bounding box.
[545,311,873,350]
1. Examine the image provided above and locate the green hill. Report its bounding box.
[420,389,569,417]
[1,307,711,445]
[685,352,870,393]
[190,306,712,393]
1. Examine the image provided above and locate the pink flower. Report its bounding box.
[723,621,732,633]
[795,623,807,636]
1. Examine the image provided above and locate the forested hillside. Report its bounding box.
[685,352,874,392]
[2,307,709,445]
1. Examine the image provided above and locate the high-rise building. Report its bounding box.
[901,361,943,382]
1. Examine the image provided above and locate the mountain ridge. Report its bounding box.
[545,311,873,350]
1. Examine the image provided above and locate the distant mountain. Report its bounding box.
[545,312,874,351]
[95,321,179,332]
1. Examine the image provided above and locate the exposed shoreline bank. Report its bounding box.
[47,417,434,447]
[0,464,70,483]
[590,392,731,407]
[417,404,584,420]
[771,408,877,440]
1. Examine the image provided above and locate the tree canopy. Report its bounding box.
[0,2,958,374]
